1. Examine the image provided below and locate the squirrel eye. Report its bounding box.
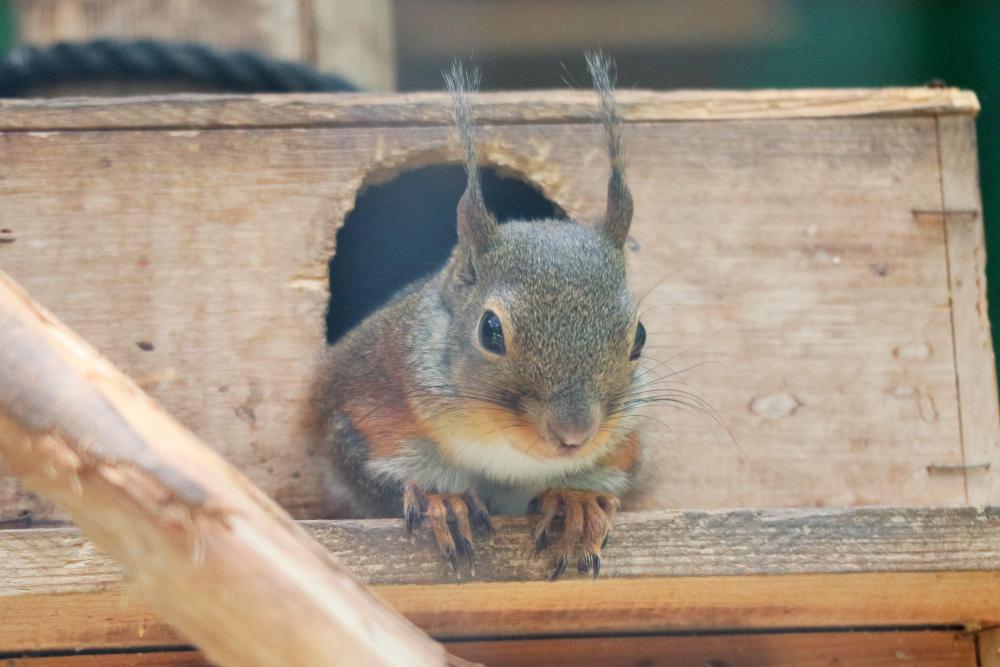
[479,310,506,355]
[629,321,646,361]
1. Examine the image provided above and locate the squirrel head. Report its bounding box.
[434,55,644,462]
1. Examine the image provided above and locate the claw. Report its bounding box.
[443,545,460,575]
[404,504,421,536]
[532,488,618,581]
[476,510,496,541]
[402,486,492,577]
[403,484,423,536]
[577,553,601,578]
[457,534,475,559]
[456,535,476,576]
[533,528,549,556]
[464,489,495,542]
[548,555,568,582]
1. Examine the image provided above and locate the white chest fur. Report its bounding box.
[440,429,602,486]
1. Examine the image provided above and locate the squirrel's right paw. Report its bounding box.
[531,489,620,581]
[402,484,494,576]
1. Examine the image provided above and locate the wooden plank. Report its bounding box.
[0,269,454,667]
[0,108,971,520]
[980,627,1000,667]
[936,115,1000,505]
[2,508,999,650]
[447,632,978,667]
[7,509,999,591]
[1,631,979,667]
[12,0,396,93]
[3,653,206,667]
[3,572,998,651]
[0,88,979,131]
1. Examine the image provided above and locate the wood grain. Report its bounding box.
[5,654,206,667]
[0,270,455,667]
[0,91,986,521]
[6,508,999,592]
[447,632,978,667]
[3,571,998,652]
[980,627,1000,667]
[1,508,998,651]
[1,631,979,667]
[936,115,1000,504]
[0,87,978,131]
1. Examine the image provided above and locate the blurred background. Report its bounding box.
[1,0,998,374]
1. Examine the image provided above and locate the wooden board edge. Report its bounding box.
[5,507,1000,594]
[0,571,997,653]
[0,87,980,131]
[936,114,1000,504]
[0,630,979,667]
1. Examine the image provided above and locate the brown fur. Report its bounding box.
[312,56,647,579]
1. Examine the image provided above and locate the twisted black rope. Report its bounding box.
[0,38,359,97]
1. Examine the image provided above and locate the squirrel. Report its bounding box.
[311,54,646,581]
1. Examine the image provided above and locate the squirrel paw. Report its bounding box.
[403,484,494,576]
[530,489,620,581]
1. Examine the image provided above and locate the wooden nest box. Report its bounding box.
[1,88,998,666]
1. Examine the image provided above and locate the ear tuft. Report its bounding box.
[445,62,498,254]
[586,51,634,247]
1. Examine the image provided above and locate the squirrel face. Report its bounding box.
[439,220,644,462]
[431,55,641,466]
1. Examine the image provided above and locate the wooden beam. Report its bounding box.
[3,507,999,651]
[1,631,980,667]
[0,269,461,666]
[0,87,979,132]
[8,507,1000,589]
[450,632,979,667]
[936,114,1000,504]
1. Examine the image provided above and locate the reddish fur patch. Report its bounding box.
[345,397,424,459]
[341,327,429,459]
[596,429,641,472]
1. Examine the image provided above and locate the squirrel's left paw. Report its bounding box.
[530,489,620,581]
[403,483,494,576]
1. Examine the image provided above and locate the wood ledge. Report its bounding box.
[5,506,999,592]
[0,87,979,132]
[2,506,998,650]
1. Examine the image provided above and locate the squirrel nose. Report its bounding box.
[547,419,596,449]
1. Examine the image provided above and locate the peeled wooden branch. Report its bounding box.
[0,269,464,667]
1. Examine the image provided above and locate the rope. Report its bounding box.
[0,38,359,97]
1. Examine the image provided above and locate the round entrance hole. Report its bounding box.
[326,164,567,343]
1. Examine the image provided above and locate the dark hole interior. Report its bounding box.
[326,164,567,344]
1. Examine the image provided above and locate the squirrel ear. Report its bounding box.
[586,52,633,247]
[603,162,634,248]
[446,62,498,254]
[457,185,498,255]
